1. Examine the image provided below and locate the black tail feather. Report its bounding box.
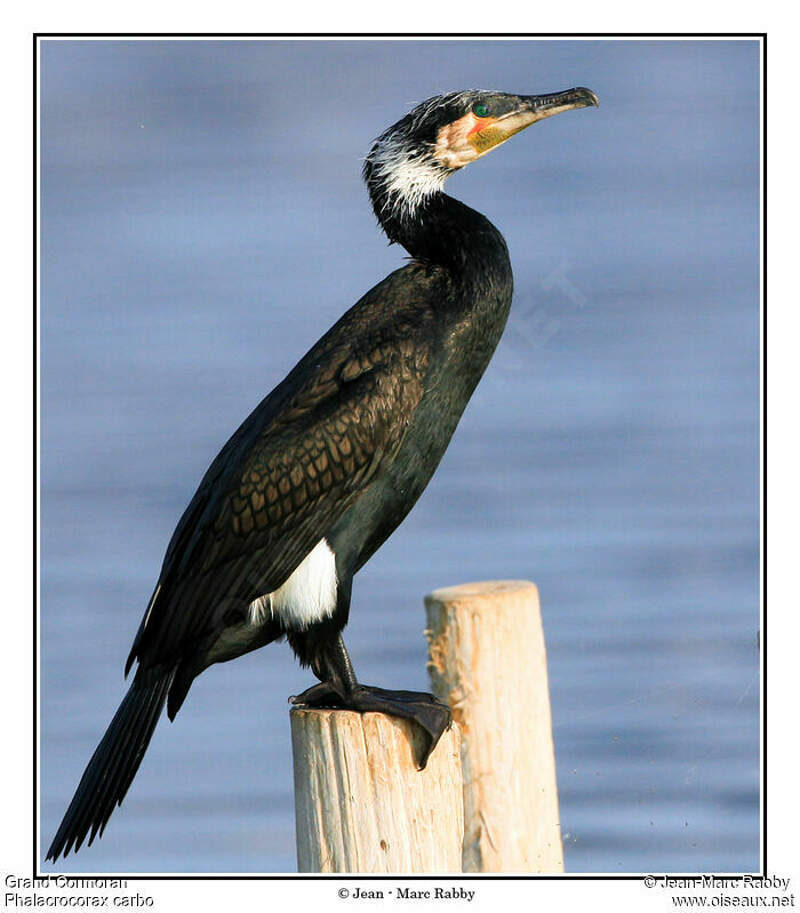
[46,668,175,861]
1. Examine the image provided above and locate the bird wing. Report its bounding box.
[127,266,441,671]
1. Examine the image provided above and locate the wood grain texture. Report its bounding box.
[425,580,563,873]
[290,708,463,873]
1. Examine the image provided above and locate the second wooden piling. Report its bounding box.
[425,580,563,873]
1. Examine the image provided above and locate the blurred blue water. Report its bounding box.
[40,38,760,874]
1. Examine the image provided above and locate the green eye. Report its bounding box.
[473,103,490,118]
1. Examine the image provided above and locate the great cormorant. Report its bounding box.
[47,86,598,860]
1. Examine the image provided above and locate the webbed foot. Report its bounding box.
[291,682,451,770]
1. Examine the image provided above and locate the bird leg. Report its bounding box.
[290,633,451,769]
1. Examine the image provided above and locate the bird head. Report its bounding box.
[364,88,598,223]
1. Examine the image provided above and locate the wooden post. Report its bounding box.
[425,580,563,873]
[290,707,463,873]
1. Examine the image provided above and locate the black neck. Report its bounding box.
[370,189,512,291]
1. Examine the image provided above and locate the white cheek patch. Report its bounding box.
[248,539,338,630]
[433,113,485,169]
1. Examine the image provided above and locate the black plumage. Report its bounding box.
[47,86,597,861]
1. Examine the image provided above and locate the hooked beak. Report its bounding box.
[519,86,600,121]
[469,87,599,154]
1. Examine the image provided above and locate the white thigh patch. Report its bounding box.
[248,539,338,630]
